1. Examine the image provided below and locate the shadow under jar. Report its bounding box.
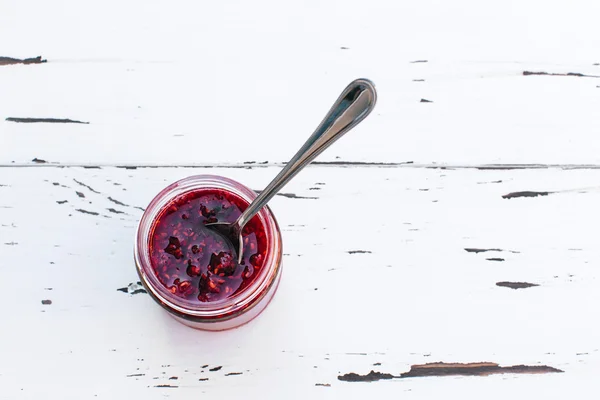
[135,175,283,331]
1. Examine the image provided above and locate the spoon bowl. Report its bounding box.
[204,221,244,263]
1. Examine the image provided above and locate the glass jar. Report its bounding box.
[134,175,283,331]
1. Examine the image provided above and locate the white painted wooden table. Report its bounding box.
[1,1,600,398]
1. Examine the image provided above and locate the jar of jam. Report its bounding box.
[134,175,283,330]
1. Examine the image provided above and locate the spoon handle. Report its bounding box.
[236,78,377,229]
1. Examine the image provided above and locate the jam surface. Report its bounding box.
[149,188,268,303]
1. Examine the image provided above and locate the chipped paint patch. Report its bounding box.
[117,282,148,295]
[6,117,89,124]
[523,70,600,78]
[502,191,550,199]
[496,281,539,289]
[0,55,46,65]
[339,362,562,382]
[338,371,395,382]
[399,362,562,377]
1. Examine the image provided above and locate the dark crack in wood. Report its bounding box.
[523,70,600,78]
[6,117,89,124]
[311,161,413,167]
[496,281,539,289]
[107,208,125,214]
[315,383,331,387]
[127,373,145,377]
[254,190,317,200]
[199,378,209,381]
[420,98,433,103]
[209,366,223,372]
[413,79,425,82]
[32,158,47,163]
[410,60,428,63]
[486,258,505,262]
[464,248,519,254]
[277,192,317,200]
[56,200,68,204]
[73,179,100,194]
[41,299,52,305]
[108,196,144,212]
[168,376,178,380]
[347,250,372,254]
[0,56,46,65]
[502,191,550,199]
[103,161,413,169]
[107,196,127,206]
[225,372,243,376]
[76,191,85,198]
[75,209,99,216]
[154,385,178,388]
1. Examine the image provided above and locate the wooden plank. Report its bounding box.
[0,166,598,398]
[2,0,600,165]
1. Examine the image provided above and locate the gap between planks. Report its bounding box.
[2,162,600,170]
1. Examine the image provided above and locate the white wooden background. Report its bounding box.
[1,0,599,398]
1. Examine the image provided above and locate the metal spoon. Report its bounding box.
[206,78,377,263]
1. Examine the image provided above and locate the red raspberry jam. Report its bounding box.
[135,175,282,331]
[149,189,267,303]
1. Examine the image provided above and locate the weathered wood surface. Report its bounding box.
[0,167,599,398]
[2,0,600,398]
[2,1,600,166]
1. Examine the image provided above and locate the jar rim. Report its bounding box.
[134,175,282,320]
